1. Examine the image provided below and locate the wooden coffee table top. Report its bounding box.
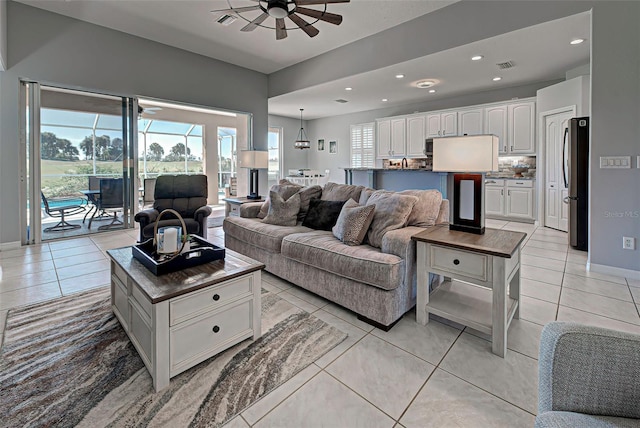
[412,225,526,258]
[107,247,265,304]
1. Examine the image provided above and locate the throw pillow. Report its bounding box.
[365,191,419,248]
[320,182,364,202]
[302,198,347,231]
[296,185,323,221]
[358,187,376,205]
[258,183,302,219]
[263,191,300,227]
[399,189,443,227]
[332,199,376,246]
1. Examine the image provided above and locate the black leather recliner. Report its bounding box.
[134,175,212,242]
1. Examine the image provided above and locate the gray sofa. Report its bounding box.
[536,322,640,427]
[223,182,448,329]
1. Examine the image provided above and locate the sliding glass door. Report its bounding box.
[20,83,138,243]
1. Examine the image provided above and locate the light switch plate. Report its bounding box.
[600,156,631,168]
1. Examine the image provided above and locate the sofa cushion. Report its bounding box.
[281,231,404,291]
[321,182,364,202]
[258,183,302,219]
[358,187,376,205]
[302,199,347,231]
[223,216,313,253]
[263,191,300,226]
[399,189,443,227]
[365,191,419,248]
[332,199,375,246]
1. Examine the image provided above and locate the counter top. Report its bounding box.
[485,176,536,180]
[344,167,436,172]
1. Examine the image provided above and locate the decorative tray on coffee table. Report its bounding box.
[132,235,225,276]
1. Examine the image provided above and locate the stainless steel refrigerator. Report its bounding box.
[563,117,589,251]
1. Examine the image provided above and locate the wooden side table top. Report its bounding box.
[223,197,265,204]
[412,225,526,258]
[107,247,264,304]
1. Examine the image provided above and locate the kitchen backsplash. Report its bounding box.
[384,158,433,169]
[495,155,537,177]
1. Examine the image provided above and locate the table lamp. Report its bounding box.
[239,150,269,199]
[433,135,499,234]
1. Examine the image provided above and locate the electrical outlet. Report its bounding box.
[623,236,635,250]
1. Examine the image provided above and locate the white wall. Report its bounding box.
[268,114,309,179]
[537,76,590,117]
[0,2,268,245]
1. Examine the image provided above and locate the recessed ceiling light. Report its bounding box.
[492,77,502,81]
[416,80,436,89]
[395,74,405,79]
[428,89,436,93]
[471,55,483,61]
[382,98,388,102]
[570,38,585,45]
[345,87,353,91]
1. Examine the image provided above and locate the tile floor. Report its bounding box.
[1,221,639,427]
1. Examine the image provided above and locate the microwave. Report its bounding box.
[425,138,434,155]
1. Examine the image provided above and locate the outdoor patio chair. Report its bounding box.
[95,178,124,231]
[41,192,86,232]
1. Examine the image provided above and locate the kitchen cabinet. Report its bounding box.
[484,105,508,152]
[406,114,427,156]
[485,179,505,217]
[376,118,405,158]
[426,111,457,138]
[508,102,536,154]
[485,179,535,221]
[458,108,484,136]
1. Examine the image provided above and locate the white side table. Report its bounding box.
[412,226,526,357]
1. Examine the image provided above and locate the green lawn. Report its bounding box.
[40,159,203,197]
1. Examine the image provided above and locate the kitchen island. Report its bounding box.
[344,168,448,195]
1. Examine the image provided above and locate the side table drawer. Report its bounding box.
[229,204,241,217]
[170,275,253,326]
[170,299,253,372]
[429,245,489,282]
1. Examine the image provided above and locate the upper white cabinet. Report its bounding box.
[484,105,508,152]
[426,112,457,138]
[406,114,427,156]
[458,108,484,136]
[508,102,536,154]
[374,97,535,158]
[376,118,406,159]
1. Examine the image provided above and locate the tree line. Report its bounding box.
[41,132,198,162]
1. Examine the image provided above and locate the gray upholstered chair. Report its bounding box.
[536,322,640,427]
[134,174,212,242]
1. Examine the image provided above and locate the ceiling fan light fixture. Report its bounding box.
[294,108,311,149]
[416,80,436,89]
[267,0,289,19]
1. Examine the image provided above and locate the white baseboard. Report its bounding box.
[0,241,22,251]
[588,262,640,280]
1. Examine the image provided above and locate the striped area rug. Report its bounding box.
[0,286,347,427]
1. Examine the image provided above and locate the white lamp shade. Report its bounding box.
[239,150,269,169]
[432,135,499,172]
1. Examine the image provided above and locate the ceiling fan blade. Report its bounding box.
[210,5,260,14]
[296,0,350,5]
[289,13,320,37]
[241,12,269,32]
[275,18,288,40]
[295,6,342,25]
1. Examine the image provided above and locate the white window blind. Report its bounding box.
[350,122,375,168]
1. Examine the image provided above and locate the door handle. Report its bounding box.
[550,184,555,188]
[562,127,569,188]
[563,196,570,204]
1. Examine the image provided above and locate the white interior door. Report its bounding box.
[544,110,573,231]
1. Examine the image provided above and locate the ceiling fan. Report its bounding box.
[138,105,162,115]
[211,0,350,40]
